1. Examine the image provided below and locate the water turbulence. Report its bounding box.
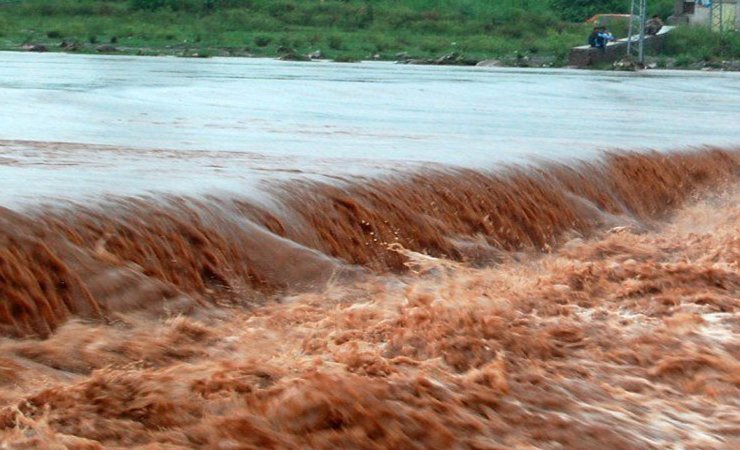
[279,149,738,269]
[0,147,738,448]
[1,149,736,336]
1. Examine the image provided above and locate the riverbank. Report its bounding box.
[3,33,578,67]
[6,42,740,72]
[0,0,589,66]
[1,1,737,69]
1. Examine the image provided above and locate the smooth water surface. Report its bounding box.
[0,52,738,205]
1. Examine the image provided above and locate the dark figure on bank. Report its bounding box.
[599,28,615,48]
[588,27,600,47]
[645,15,663,35]
[588,27,615,50]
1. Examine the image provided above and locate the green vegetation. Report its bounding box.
[551,0,675,22]
[662,26,740,62]
[0,0,736,67]
[0,0,592,63]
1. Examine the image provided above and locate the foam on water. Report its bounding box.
[0,53,738,448]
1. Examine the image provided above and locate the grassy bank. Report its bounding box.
[659,25,740,68]
[0,0,736,67]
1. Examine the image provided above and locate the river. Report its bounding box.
[1,50,739,450]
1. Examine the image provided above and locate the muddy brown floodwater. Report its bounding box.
[0,147,737,449]
[0,53,739,449]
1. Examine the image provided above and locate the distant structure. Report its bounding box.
[669,0,739,31]
[627,0,648,64]
[568,26,672,67]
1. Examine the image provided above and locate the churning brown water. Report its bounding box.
[0,147,738,448]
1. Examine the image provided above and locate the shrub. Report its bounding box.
[129,0,230,13]
[357,3,374,29]
[130,0,167,10]
[663,26,739,60]
[328,35,342,50]
[223,8,250,27]
[242,15,282,31]
[254,35,271,47]
[267,1,297,18]
[649,0,676,18]
[333,54,361,63]
[371,34,395,52]
[419,37,444,53]
[94,3,118,16]
[549,0,629,22]
[674,54,692,67]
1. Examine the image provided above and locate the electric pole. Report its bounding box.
[627,0,648,65]
[710,1,725,33]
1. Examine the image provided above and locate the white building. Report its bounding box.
[670,0,739,30]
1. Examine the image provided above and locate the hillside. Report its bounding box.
[0,0,735,66]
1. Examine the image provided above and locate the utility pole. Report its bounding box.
[710,1,725,33]
[627,0,648,65]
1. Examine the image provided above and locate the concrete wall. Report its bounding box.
[728,4,740,30]
[689,4,711,26]
[567,32,669,67]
